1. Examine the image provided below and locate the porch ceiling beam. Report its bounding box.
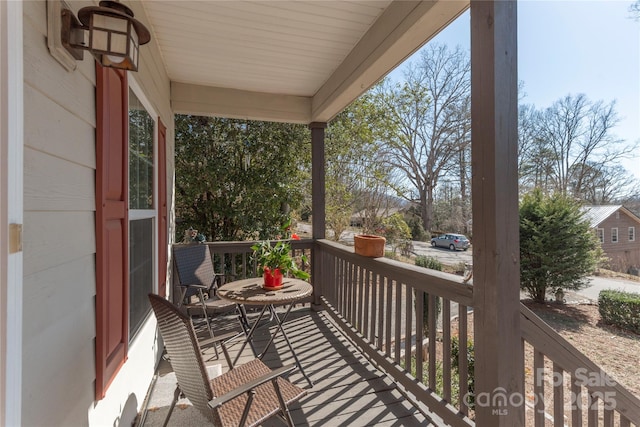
[171,82,312,124]
[311,0,468,123]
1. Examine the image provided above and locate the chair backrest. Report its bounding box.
[173,244,218,304]
[173,244,216,288]
[148,293,216,422]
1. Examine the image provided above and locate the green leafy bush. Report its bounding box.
[384,250,398,260]
[451,336,475,408]
[415,255,443,271]
[598,290,640,334]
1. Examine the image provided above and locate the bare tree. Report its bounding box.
[630,0,640,20]
[381,44,471,233]
[573,162,640,204]
[534,94,637,197]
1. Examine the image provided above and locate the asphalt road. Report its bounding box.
[573,275,640,301]
[297,222,640,300]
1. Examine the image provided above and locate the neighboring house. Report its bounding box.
[582,205,640,274]
[349,206,402,228]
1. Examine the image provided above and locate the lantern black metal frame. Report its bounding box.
[60,0,150,72]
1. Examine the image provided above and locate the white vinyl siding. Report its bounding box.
[611,228,618,243]
[23,1,174,425]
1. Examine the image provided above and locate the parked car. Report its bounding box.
[431,233,470,251]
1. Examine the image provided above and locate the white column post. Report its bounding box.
[0,0,24,425]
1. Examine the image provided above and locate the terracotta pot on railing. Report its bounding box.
[354,234,386,257]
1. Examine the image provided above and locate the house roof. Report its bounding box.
[137,1,468,123]
[581,205,640,227]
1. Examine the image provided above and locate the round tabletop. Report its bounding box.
[217,277,313,306]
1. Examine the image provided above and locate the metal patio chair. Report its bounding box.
[172,244,243,340]
[149,293,306,427]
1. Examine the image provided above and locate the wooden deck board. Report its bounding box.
[141,307,432,426]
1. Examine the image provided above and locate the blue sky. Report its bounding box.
[390,1,640,180]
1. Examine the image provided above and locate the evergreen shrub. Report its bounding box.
[598,290,640,334]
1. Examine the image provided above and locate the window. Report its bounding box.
[630,227,636,242]
[596,228,604,244]
[128,86,157,339]
[611,227,618,243]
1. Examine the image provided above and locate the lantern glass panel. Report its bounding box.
[111,33,128,55]
[93,14,128,33]
[92,29,109,51]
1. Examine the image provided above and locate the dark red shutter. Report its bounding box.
[158,120,168,297]
[95,64,129,399]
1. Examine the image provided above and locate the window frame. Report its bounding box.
[127,76,158,342]
[611,227,618,243]
[596,228,604,244]
[630,226,636,242]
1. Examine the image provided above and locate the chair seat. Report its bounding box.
[210,359,305,427]
[185,296,238,315]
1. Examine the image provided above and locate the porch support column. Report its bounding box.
[310,122,326,309]
[471,1,523,425]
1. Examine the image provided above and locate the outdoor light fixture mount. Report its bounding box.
[59,0,151,72]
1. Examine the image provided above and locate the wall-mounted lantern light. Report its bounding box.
[60,0,150,72]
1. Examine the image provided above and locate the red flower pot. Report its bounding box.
[263,267,283,289]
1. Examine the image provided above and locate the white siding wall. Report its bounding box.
[22,1,174,425]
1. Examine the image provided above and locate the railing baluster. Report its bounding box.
[458,304,468,416]
[442,298,451,402]
[404,283,412,373]
[416,289,424,384]
[553,363,563,427]
[385,277,392,357]
[377,273,384,351]
[339,258,345,314]
[603,406,613,427]
[241,252,247,279]
[619,414,631,427]
[587,393,598,427]
[369,270,377,344]
[357,266,364,333]
[534,350,545,427]
[216,253,225,283]
[571,375,582,427]
[362,268,369,338]
[230,253,237,278]
[351,263,357,327]
[330,252,337,304]
[394,280,402,363]
[428,294,437,391]
[346,261,353,324]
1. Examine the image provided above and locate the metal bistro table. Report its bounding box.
[217,277,314,387]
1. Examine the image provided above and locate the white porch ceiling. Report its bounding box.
[140,0,468,123]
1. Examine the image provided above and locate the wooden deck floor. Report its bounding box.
[140,306,432,426]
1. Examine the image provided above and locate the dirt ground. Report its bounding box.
[524,300,640,398]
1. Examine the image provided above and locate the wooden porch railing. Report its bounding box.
[171,239,640,426]
[315,239,475,427]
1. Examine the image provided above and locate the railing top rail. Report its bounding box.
[521,303,640,422]
[172,239,313,253]
[317,239,473,306]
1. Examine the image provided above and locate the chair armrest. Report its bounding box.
[198,331,237,348]
[207,364,297,409]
